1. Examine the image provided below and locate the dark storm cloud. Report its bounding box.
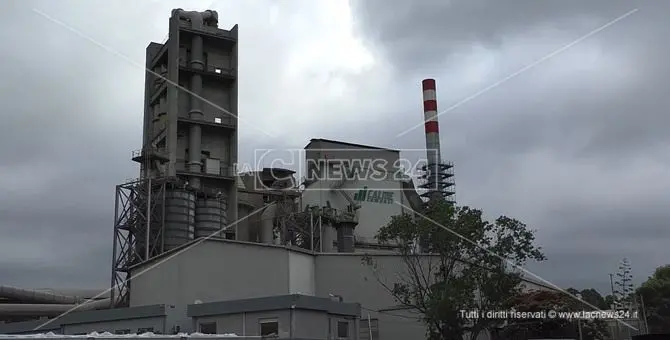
[0,0,300,289]
[349,0,670,292]
[0,0,144,289]
[350,0,642,74]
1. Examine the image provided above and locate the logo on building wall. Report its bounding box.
[353,186,394,204]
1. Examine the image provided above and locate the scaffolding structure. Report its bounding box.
[110,177,170,307]
[418,160,456,204]
[273,192,323,251]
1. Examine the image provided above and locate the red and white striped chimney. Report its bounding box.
[422,79,441,197]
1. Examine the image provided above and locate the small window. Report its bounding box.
[214,117,222,124]
[137,327,154,334]
[199,322,217,334]
[114,329,131,335]
[72,333,87,336]
[337,321,349,339]
[215,68,222,74]
[259,319,279,337]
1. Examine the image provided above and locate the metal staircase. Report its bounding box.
[329,163,361,212]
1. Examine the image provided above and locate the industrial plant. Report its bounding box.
[0,8,553,340]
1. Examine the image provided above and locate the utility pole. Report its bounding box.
[609,273,616,307]
[640,294,650,334]
[610,273,620,340]
[615,258,634,340]
[576,294,584,340]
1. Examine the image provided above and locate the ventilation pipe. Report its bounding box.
[0,299,111,316]
[260,203,277,244]
[172,9,219,189]
[422,79,442,201]
[0,286,82,304]
[336,223,355,253]
[321,225,336,252]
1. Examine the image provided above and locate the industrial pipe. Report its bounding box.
[321,225,336,252]
[0,299,111,316]
[172,9,219,30]
[260,203,276,244]
[0,286,81,304]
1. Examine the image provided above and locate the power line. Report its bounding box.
[360,305,423,321]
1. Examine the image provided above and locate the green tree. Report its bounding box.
[615,258,635,308]
[363,200,545,340]
[580,288,608,310]
[566,287,580,295]
[566,288,609,309]
[637,264,670,333]
[503,290,610,340]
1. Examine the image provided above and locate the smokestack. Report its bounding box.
[422,79,441,201]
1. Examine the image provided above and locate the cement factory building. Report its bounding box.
[0,8,553,340]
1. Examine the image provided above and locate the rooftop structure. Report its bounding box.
[112,8,240,308]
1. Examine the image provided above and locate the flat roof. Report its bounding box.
[304,139,400,153]
[126,238,315,271]
[0,305,166,334]
[59,304,167,326]
[0,319,60,334]
[187,294,360,318]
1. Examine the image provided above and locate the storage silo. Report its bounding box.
[195,196,228,238]
[163,189,196,250]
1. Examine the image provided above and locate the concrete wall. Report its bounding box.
[128,241,431,339]
[304,140,400,177]
[288,251,316,295]
[0,306,169,336]
[62,317,165,335]
[314,254,428,340]
[125,240,546,340]
[129,241,314,331]
[194,311,291,337]
[0,319,60,335]
[0,337,265,340]
[193,310,355,340]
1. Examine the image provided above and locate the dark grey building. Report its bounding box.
[112,8,241,308]
[140,8,239,205]
[0,294,360,339]
[189,294,360,338]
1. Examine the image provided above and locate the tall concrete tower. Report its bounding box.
[139,8,238,223]
[419,79,455,203]
[112,9,239,307]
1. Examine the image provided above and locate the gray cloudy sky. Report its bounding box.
[0,0,668,296]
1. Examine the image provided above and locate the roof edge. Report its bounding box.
[305,138,400,153]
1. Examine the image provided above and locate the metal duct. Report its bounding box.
[0,299,111,316]
[260,203,276,244]
[173,9,218,30]
[0,286,81,304]
[336,223,355,253]
[321,225,336,252]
